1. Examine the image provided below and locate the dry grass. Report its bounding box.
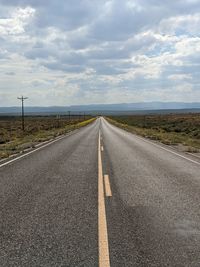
[107,114,200,152]
[0,116,96,159]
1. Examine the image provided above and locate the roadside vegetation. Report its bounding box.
[0,115,95,159]
[107,114,200,153]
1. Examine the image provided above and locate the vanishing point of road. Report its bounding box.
[0,117,200,266]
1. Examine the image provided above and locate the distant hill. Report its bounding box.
[0,102,200,115]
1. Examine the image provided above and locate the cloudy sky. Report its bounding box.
[0,0,200,106]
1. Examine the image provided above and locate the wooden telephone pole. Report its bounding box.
[17,96,28,131]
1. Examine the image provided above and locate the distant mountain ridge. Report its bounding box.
[0,102,200,115]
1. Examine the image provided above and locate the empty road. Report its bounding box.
[0,117,200,266]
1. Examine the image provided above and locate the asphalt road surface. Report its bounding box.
[0,117,200,266]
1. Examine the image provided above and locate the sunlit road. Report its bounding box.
[0,117,200,266]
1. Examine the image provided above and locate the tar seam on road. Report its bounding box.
[98,131,111,267]
[104,175,112,197]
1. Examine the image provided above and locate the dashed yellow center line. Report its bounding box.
[98,131,111,267]
[104,175,112,197]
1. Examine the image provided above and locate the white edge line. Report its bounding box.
[0,132,74,169]
[135,134,200,166]
[105,118,200,166]
[0,120,97,169]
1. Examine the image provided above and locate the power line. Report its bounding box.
[17,96,28,131]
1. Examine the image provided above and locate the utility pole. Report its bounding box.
[17,96,28,131]
[68,111,71,121]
